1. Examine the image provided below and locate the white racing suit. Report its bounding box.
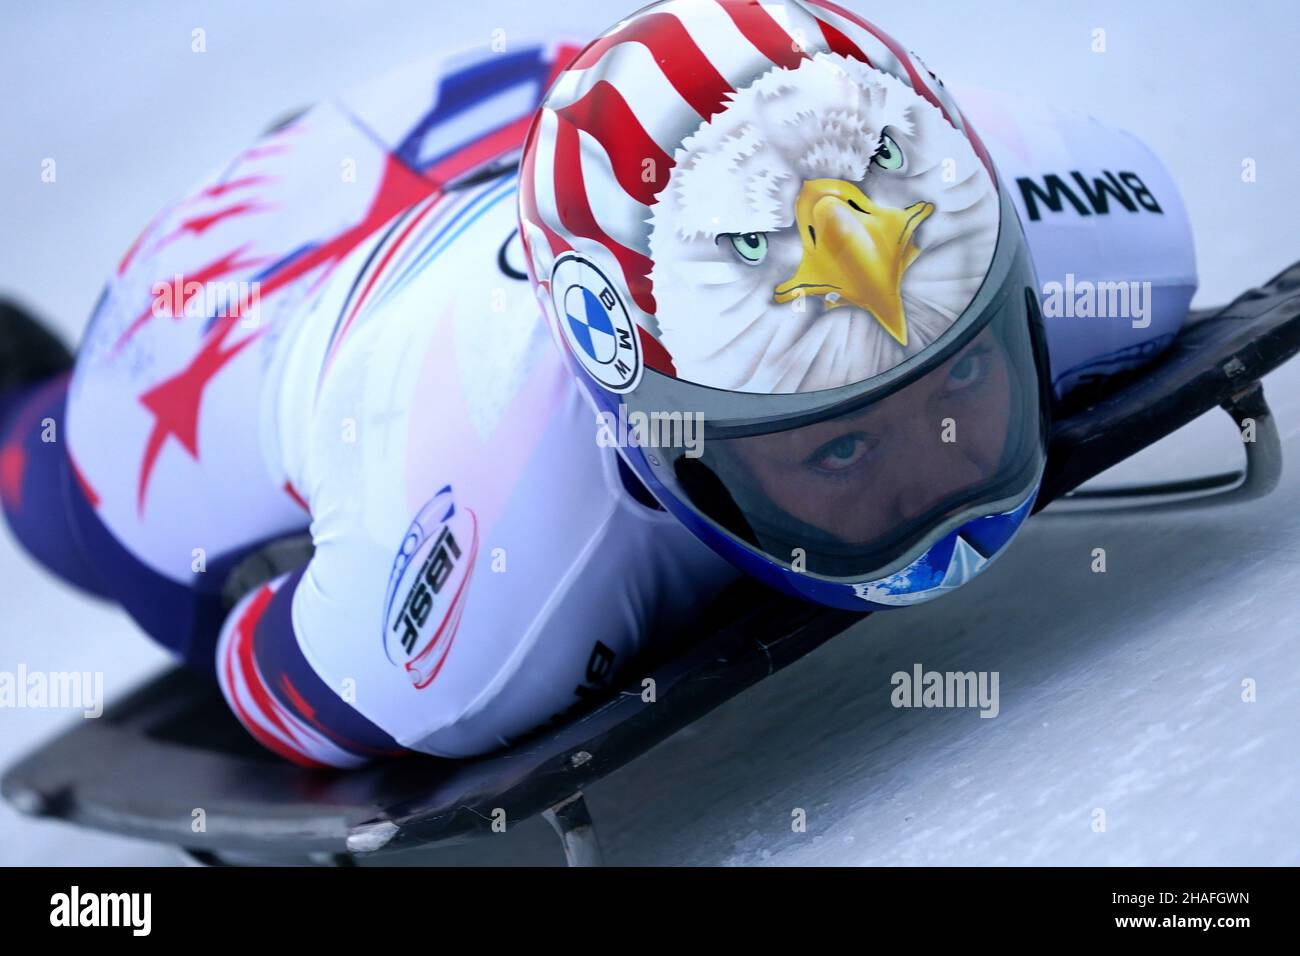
[0,41,1195,766]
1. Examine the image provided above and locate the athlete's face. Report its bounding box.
[726,328,1012,546]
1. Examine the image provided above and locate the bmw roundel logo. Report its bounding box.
[550,253,642,393]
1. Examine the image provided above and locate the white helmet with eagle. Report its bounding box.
[519,0,1049,609]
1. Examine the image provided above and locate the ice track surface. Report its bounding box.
[1,0,1298,865]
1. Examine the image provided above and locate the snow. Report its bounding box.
[2,0,1298,866]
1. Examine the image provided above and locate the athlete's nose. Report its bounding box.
[880,395,979,522]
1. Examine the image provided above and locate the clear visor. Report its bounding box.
[667,289,1047,580]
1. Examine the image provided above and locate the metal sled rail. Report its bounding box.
[5,263,1299,866]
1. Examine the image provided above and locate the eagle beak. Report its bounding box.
[774,178,933,347]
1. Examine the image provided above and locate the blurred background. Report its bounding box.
[1,0,1298,865]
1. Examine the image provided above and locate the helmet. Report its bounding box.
[519,0,1049,610]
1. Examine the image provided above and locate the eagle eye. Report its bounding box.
[721,232,769,265]
[872,132,904,171]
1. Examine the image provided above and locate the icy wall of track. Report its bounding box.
[1,0,1297,866]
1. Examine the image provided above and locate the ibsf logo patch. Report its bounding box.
[550,253,642,393]
[382,486,479,689]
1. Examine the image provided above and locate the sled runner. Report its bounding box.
[5,261,1299,866]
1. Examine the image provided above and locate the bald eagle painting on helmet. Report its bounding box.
[522,1,1006,394]
[651,50,999,394]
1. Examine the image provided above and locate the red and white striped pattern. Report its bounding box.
[519,0,991,376]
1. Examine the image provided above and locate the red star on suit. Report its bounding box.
[133,155,436,516]
[136,315,254,514]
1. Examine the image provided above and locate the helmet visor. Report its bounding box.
[668,286,1046,580]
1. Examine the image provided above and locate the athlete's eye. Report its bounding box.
[805,432,875,474]
[945,347,989,392]
[872,133,904,171]
[723,232,769,264]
